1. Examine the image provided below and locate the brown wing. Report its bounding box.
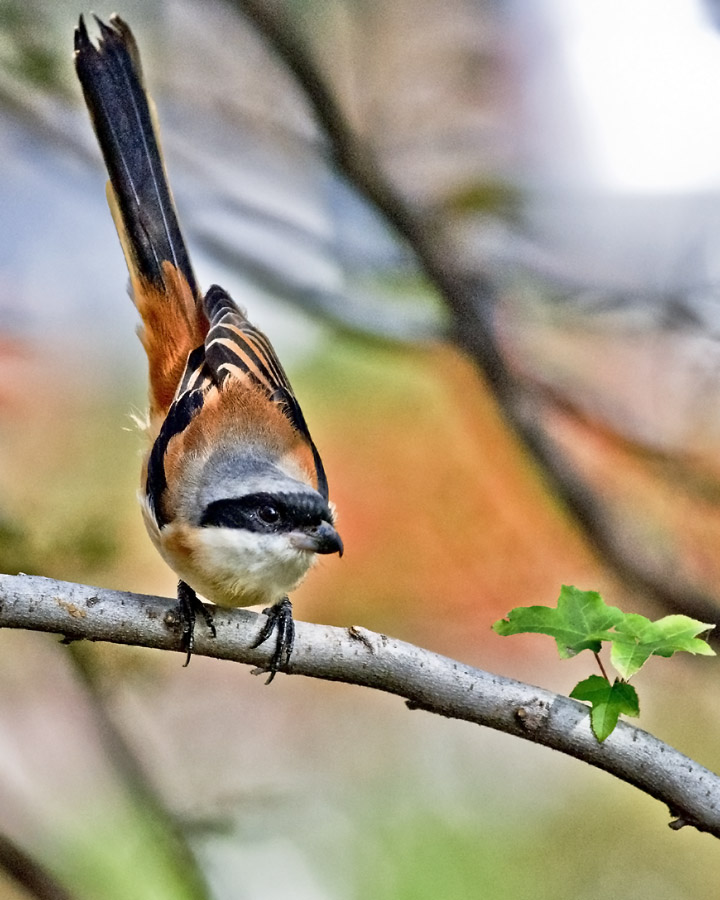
[144,285,329,527]
[202,285,329,500]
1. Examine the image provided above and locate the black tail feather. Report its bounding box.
[74,14,198,296]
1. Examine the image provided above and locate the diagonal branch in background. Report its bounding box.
[229,0,505,382]
[0,831,74,900]
[65,644,214,900]
[230,0,720,630]
[2,574,720,839]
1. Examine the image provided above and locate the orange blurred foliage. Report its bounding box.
[297,342,606,661]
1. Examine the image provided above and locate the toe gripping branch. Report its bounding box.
[177,580,217,666]
[175,584,293,683]
[251,597,295,684]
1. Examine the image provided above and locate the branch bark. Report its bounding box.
[2,574,719,838]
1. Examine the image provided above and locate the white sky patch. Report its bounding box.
[548,0,720,192]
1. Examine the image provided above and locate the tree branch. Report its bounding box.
[231,0,504,378]
[64,644,213,900]
[2,574,719,838]
[0,831,74,900]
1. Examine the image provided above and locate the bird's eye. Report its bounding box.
[257,504,280,524]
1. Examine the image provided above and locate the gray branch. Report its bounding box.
[1,574,719,837]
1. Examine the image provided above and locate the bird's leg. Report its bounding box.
[177,580,216,666]
[251,597,295,684]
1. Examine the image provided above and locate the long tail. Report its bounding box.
[74,14,207,418]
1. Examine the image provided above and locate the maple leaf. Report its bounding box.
[492,585,623,658]
[609,613,715,680]
[570,676,640,742]
[494,586,716,741]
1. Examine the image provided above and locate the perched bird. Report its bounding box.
[73,14,343,681]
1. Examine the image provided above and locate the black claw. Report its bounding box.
[251,597,295,684]
[177,580,216,666]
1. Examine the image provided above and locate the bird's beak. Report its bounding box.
[290,521,344,557]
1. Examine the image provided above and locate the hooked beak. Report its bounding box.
[290,520,344,557]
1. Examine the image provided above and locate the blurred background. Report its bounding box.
[2,0,720,897]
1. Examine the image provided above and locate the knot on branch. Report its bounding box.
[515,698,551,733]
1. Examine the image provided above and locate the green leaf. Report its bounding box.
[609,613,715,679]
[492,585,624,659]
[570,676,639,741]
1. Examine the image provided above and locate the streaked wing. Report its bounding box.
[202,285,329,499]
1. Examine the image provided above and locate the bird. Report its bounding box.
[73,14,343,681]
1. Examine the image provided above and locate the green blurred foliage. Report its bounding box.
[0,514,118,578]
[54,806,204,900]
[0,0,68,94]
[442,177,524,223]
[351,782,720,900]
[0,517,33,575]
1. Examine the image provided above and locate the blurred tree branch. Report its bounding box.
[2,573,719,839]
[0,832,74,900]
[229,0,720,632]
[64,644,214,900]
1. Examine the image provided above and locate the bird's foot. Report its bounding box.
[251,597,294,684]
[177,580,216,666]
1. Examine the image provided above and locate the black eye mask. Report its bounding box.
[200,491,331,533]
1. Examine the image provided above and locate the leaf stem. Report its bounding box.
[594,651,610,681]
